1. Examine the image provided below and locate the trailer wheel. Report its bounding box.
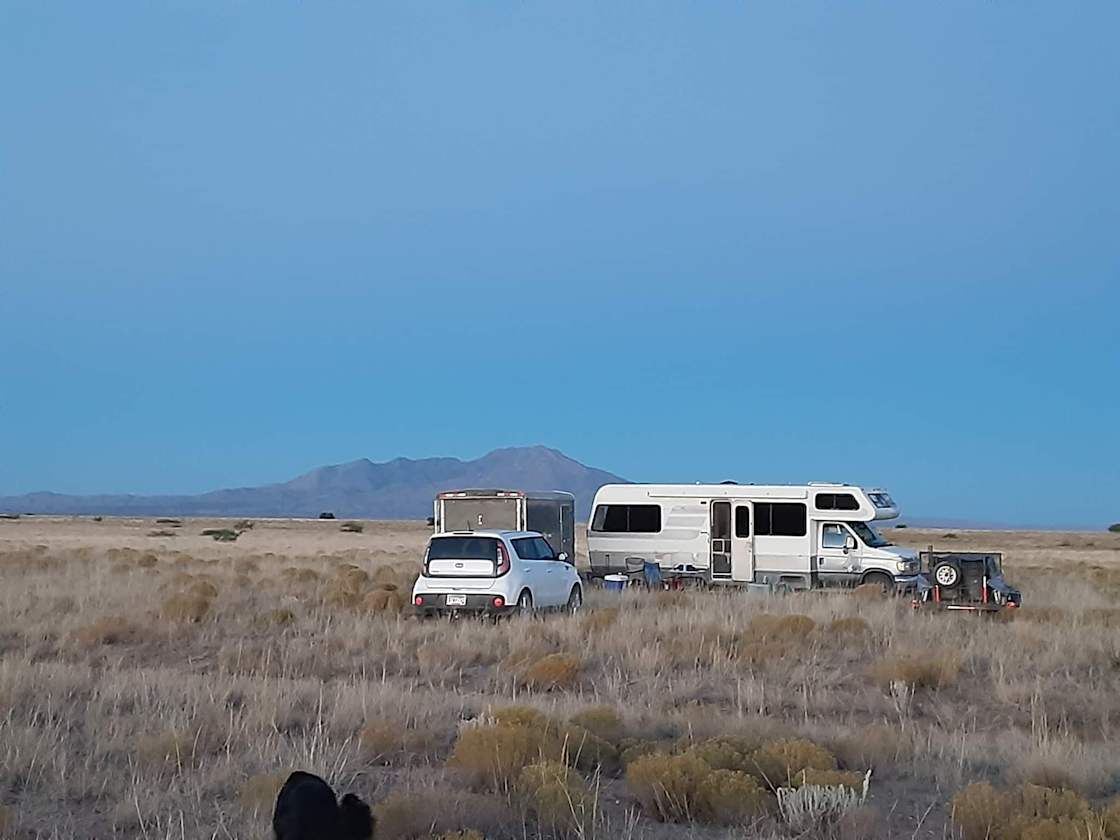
[932,559,962,588]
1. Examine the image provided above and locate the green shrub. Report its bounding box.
[569,705,625,743]
[694,769,773,824]
[340,521,365,533]
[1109,523,1120,534]
[750,739,837,788]
[625,752,711,822]
[201,528,239,542]
[518,761,591,832]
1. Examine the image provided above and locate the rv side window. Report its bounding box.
[754,503,806,537]
[868,493,895,509]
[815,493,859,511]
[591,504,661,533]
[734,506,750,538]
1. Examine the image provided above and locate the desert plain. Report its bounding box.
[2,516,1120,839]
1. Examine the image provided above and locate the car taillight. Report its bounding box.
[495,543,510,576]
[493,596,505,608]
[414,595,424,607]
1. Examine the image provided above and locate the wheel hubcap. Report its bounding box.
[935,567,957,585]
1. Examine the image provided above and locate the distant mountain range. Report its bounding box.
[0,446,626,519]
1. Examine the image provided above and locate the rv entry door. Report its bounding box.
[710,501,732,579]
[731,503,754,582]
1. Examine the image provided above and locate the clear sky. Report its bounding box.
[1,1,1117,528]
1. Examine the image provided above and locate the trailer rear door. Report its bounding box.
[439,497,522,532]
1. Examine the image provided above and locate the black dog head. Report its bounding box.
[339,793,373,840]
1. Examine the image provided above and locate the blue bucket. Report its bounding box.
[603,574,627,592]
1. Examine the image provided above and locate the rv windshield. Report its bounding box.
[850,521,891,548]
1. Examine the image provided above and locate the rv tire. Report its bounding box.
[862,572,894,595]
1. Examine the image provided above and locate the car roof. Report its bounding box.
[431,530,541,539]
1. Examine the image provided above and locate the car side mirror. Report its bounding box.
[557,552,570,563]
[844,535,857,550]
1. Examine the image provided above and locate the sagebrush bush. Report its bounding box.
[72,616,139,647]
[750,739,837,788]
[518,761,591,832]
[519,653,582,690]
[188,579,219,599]
[569,705,625,743]
[826,616,872,638]
[625,752,712,822]
[281,567,320,584]
[373,791,439,839]
[255,608,296,627]
[161,591,212,623]
[694,768,773,824]
[745,613,817,642]
[450,723,563,790]
[684,736,758,772]
[871,651,960,690]
[951,783,1099,840]
[364,587,408,613]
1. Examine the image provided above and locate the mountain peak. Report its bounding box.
[0,446,627,519]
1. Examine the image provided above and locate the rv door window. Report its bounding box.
[822,524,848,549]
[734,506,750,538]
[754,503,807,537]
[591,504,661,533]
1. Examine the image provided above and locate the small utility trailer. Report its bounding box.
[912,550,1022,613]
[432,489,576,563]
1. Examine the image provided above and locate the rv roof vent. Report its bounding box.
[719,480,738,485]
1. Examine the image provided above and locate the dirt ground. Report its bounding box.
[1,516,1119,839]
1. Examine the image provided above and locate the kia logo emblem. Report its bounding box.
[455,562,463,568]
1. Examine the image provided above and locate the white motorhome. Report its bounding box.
[587,483,920,591]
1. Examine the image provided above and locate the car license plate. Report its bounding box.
[445,594,467,606]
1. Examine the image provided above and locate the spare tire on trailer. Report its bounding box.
[932,558,962,588]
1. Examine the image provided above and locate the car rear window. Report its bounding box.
[427,537,498,561]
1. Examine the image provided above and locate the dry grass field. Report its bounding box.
[2,517,1120,839]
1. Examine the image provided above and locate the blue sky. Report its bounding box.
[1,1,1117,528]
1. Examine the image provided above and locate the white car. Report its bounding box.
[412,530,583,616]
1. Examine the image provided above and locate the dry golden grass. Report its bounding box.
[518,652,583,690]
[870,650,961,690]
[239,772,288,816]
[2,519,1120,838]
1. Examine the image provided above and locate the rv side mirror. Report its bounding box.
[844,535,857,550]
[557,552,570,563]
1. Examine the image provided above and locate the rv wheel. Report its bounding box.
[932,559,962,588]
[862,572,894,595]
